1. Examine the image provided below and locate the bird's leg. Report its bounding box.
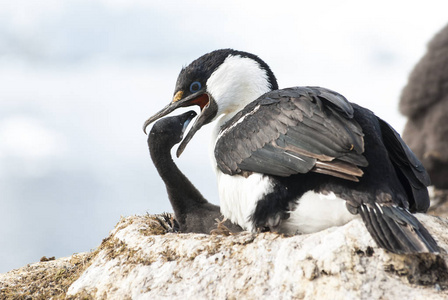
[251,197,293,232]
[248,180,298,232]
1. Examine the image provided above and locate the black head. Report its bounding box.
[174,49,278,103]
[148,110,197,148]
[143,49,278,156]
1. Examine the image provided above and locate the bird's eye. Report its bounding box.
[189,81,202,93]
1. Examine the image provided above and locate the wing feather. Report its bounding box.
[215,86,368,180]
[377,117,431,212]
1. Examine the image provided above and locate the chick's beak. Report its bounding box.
[142,91,218,156]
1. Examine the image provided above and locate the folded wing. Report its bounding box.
[215,86,368,181]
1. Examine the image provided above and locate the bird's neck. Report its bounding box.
[207,55,274,124]
[148,138,208,218]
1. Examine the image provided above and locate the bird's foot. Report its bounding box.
[253,211,290,233]
[250,190,296,232]
[210,217,232,236]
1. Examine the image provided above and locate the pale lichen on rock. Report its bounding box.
[2,213,448,299]
[68,214,448,299]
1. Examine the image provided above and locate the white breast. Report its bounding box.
[277,191,359,235]
[215,169,359,234]
[210,113,358,235]
[216,171,274,231]
[211,120,274,231]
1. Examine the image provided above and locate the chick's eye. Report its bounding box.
[189,81,202,93]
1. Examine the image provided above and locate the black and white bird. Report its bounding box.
[143,49,438,254]
[148,110,242,234]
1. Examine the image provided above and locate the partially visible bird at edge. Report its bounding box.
[400,22,448,212]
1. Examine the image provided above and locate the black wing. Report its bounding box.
[215,86,368,181]
[377,117,431,212]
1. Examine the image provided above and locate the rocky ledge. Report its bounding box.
[1,213,448,299]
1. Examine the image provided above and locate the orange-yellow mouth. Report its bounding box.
[190,94,210,111]
[172,91,209,111]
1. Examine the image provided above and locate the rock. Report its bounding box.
[428,187,448,218]
[0,252,94,299]
[2,214,448,299]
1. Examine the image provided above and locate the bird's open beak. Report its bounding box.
[142,91,218,157]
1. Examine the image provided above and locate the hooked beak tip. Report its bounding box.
[142,119,152,135]
[142,102,179,135]
[176,147,183,158]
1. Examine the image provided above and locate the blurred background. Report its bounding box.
[0,0,447,273]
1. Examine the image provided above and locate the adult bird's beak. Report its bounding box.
[176,97,217,157]
[142,91,218,157]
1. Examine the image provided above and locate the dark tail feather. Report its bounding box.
[359,204,439,254]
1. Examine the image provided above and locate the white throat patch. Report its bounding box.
[206,55,272,121]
